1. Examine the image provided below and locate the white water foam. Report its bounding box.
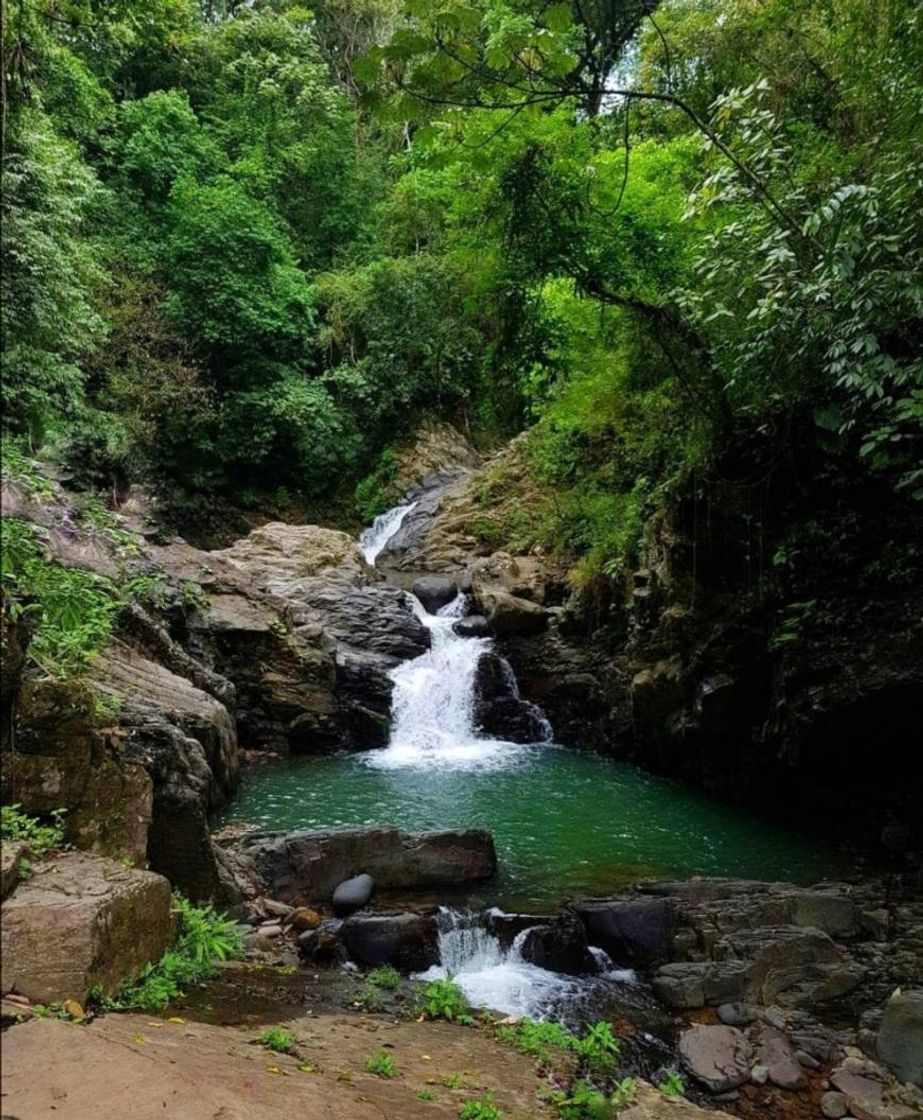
[366,592,532,771]
[415,909,635,1019]
[359,501,417,565]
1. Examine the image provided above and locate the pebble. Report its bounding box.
[750,1064,769,1085]
[820,1091,849,1119]
[258,923,283,938]
[797,1049,820,1069]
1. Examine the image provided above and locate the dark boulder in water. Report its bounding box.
[341,911,439,971]
[453,614,491,638]
[519,916,599,976]
[411,575,458,614]
[332,873,375,916]
[570,898,676,967]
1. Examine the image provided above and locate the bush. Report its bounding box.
[98,896,244,1012]
[257,1027,297,1054]
[364,1050,397,1078]
[1,805,66,856]
[459,1094,502,1120]
[415,977,471,1023]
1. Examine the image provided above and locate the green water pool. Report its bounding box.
[215,744,860,909]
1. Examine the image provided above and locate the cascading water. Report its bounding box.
[416,909,635,1021]
[370,593,525,769]
[359,501,417,565]
[358,499,603,1011]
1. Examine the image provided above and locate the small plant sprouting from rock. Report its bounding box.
[95,895,244,1012]
[364,1050,397,1078]
[257,1027,297,1054]
[658,1069,685,1097]
[495,1018,577,1064]
[442,1072,465,1089]
[574,1021,620,1078]
[459,1093,502,1120]
[1,804,66,856]
[366,965,401,990]
[416,977,471,1023]
[417,1088,438,1101]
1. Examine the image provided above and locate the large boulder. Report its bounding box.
[411,576,457,614]
[473,652,552,743]
[236,826,497,906]
[876,989,923,1087]
[340,911,438,971]
[1,852,173,1003]
[572,898,676,966]
[519,916,599,975]
[678,1024,752,1093]
[481,590,548,637]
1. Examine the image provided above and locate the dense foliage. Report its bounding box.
[2,0,921,565]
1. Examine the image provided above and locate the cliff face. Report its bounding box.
[0,474,428,904]
[381,432,923,860]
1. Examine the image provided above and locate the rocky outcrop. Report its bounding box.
[235,826,497,905]
[472,651,551,743]
[519,915,599,975]
[571,898,676,966]
[214,522,428,748]
[0,852,172,1003]
[340,911,438,971]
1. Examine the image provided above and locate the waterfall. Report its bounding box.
[415,908,635,1020]
[363,499,550,762]
[359,501,417,565]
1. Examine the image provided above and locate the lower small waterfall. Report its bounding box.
[415,909,635,1021]
[359,501,417,565]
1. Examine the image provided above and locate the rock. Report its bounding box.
[258,923,283,938]
[755,1025,806,1090]
[876,989,923,1087]
[653,963,708,1009]
[297,921,343,963]
[678,1024,752,1093]
[261,898,293,919]
[750,1065,769,1085]
[572,898,676,966]
[411,576,458,614]
[236,826,497,905]
[0,852,172,1003]
[714,925,865,1007]
[453,615,491,639]
[473,652,551,743]
[821,1091,850,1119]
[340,912,438,971]
[519,917,599,975]
[284,906,322,932]
[1,841,28,900]
[717,1002,760,1026]
[481,590,548,637]
[332,874,375,917]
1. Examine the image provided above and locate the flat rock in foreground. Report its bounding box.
[236,825,497,905]
[0,1012,734,1120]
[1,851,172,1003]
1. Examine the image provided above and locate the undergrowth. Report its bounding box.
[94,895,244,1012]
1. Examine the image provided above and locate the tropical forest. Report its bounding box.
[1,0,921,1117]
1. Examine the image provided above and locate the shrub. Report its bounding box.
[366,965,401,990]
[364,1050,397,1078]
[97,895,244,1012]
[415,977,471,1023]
[257,1027,297,1054]
[459,1094,502,1120]
[1,804,66,855]
[495,1018,578,1063]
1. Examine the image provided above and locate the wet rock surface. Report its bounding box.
[235,825,497,905]
[340,911,439,971]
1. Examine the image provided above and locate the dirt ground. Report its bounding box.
[1,1010,556,1120]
